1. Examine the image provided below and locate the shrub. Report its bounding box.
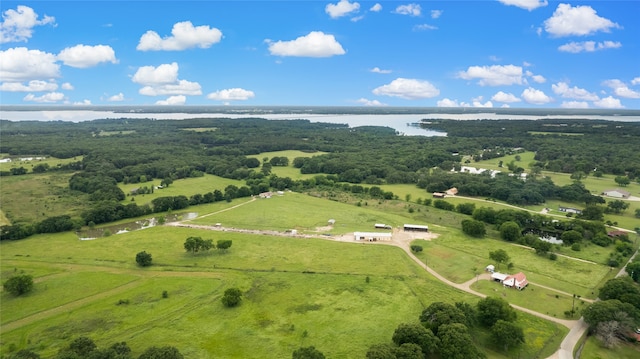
[222,288,242,307]
[3,274,34,296]
[136,251,153,267]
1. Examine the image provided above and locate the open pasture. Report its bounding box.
[248,150,326,180]
[118,174,245,206]
[0,155,83,173]
[0,172,88,224]
[189,191,414,234]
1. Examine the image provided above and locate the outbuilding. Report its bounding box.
[354,232,392,241]
[404,224,429,232]
[601,189,630,198]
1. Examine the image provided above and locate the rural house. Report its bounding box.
[503,272,528,290]
[601,189,631,198]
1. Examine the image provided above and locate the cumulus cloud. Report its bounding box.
[394,4,421,17]
[457,64,523,86]
[524,70,546,83]
[594,96,623,108]
[356,98,386,106]
[521,87,552,104]
[413,24,438,31]
[370,3,382,12]
[132,62,202,96]
[156,95,186,105]
[57,44,117,68]
[431,10,443,19]
[561,101,589,109]
[137,21,222,51]
[602,79,640,99]
[132,62,179,85]
[491,91,521,103]
[0,5,55,44]
[544,4,620,37]
[0,47,59,81]
[73,99,91,105]
[558,40,621,53]
[108,93,125,102]
[207,88,255,101]
[372,78,439,99]
[551,82,599,101]
[325,0,360,19]
[23,92,64,103]
[436,98,492,107]
[61,82,73,90]
[370,67,391,74]
[498,0,547,11]
[437,98,460,107]
[0,80,57,92]
[266,31,345,57]
[631,77,640,86]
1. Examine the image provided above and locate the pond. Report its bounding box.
[77,212,197,240]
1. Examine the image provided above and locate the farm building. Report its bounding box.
[601,189,630,198]
[432,192,445,198]
[0,158,12,163]
[374,223,392,229]
[259,192,272,198]
[491,272,509,282]
[559,206,582,214]
[503,272,528,290]
[354,232,392,241]
[445,187,458,196]
[485,265,495,273]
[328,219,336,225]
[403,224,429,232]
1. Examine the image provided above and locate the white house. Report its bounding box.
[503,272,528,290]
[354,232,392,241]
[602,189,631,199]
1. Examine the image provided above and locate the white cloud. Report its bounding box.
[325,0,360,19]
[156,95,186,105]
[132,62,201,96]
[551,82,599,101]
[413,24,438,31]
[207,88,255,101]
[431,10,443,19]
[132,63,179,85]
[372,78,439,99]
[436,98,493,107]
[73,99,91,105]
[472,100,493,108]
[61,82,73,90]
[437,98,460,107]
[350,15,364,22]
[137,21,222,51]
[266,31,345,57]
[491,91,521,103]
[544,4,620,37]
[394,4,421,17]
[457,64,523,86]
[602,79,640,99]
[521,87,552,104]
[108,93,125,102]
[561,101,589,109]
[23,92,64,103]
[0,5,55,44]
[370,4,382,12]
[631,77,640,86]
[558,41,621,53]
[498,0,548,11]
[356,98,386,106]
[57,44,117,68]
[489,55,501,62]
[139,80,201,96]
[0,47,59,81]
[525,71,546,84]
[594,96,623,108]
[0,80,57,92]
[370,67,391,74]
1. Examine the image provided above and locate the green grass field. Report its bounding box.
[248,150,326,180]
[0,155,83,172]
[1,196,568,359]
[579,336,640,359]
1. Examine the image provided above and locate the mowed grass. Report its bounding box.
[119,174,245,206]
[470,280,589,319]
[579,336,640,359]
[411,229,610,299]
[0,155,83,173]
[0,172,88,224]
[189,191,413,234]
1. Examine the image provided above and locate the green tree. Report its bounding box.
[461,219,486,238]
[561,230,582,245]
[57,337,97,358]
[419,302,467,335]
[491,320,525,351]
[598,277,640,308]
[614,176,630,187]
[221,287,242,307]
[580,205,604,221]
[437,323,485,359]
[499,221,521,242]
[392,322,439,355]
[138,345,183,359]
[606,200,629,214]
[582,300,639,330]
[365,344,396,359]
[292,346,325,359]
[6,349,41,359]
[488,249,510,270]
[456,203,476,215]
[625,261,640,282]
[3,274,34,296]
[393,343,424,359]
[184,236,214,254]
[135,251,152,267]
[476,297,517,327]
[216,239,233,252]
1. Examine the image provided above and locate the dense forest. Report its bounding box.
[1,117,639,240]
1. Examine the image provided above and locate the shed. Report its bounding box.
[328,219,336,225]
[354,232,392,241]
[491,272,508,283]
[404,224,429,232]
[485,265,495,273]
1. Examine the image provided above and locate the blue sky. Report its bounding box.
[1,1,639,108]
